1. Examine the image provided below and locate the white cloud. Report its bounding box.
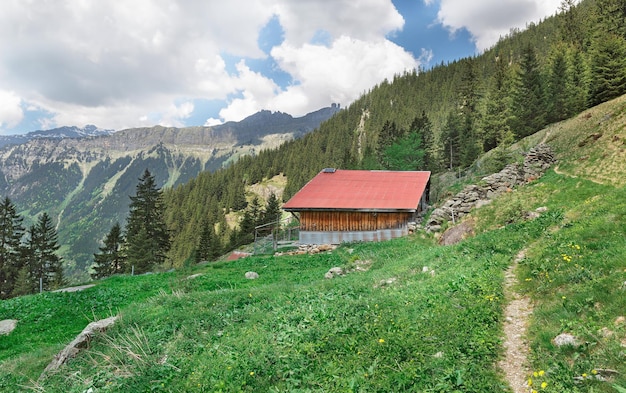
[432,0,562,51]
[273,0,405,46]
[270,36,417,116]
[0,90,23,128]
[0,0,418,132]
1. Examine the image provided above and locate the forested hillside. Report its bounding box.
[163,0,626,267]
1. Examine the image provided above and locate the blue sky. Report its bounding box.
[0,0,562,135]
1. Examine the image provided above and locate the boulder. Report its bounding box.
[0,319,17,335]
[245,271,259,279]
[42,316,118,377]
[553,332,579,347]
[324,267,344,279]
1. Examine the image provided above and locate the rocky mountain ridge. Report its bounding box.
[0,125,113,148]
[0,104,340,280]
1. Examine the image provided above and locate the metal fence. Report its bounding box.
[253,218,300,254]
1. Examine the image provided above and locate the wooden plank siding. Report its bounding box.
[299,211,413,232]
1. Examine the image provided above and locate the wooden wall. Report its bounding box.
[299,211,412,232]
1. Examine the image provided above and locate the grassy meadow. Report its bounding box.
[1,97,625,392]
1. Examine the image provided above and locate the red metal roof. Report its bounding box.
[282,169,430,211]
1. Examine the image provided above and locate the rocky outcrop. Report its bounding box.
[41,316,119,378]
[426,144,556,232]
[275,244,337,256]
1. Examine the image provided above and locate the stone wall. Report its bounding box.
[425,144,556,232]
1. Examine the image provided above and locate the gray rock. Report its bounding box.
[245,271,259,279]
[0,319,17,335]
[324,267,344,279]
[553,333,579,347]
[42,316,118,377]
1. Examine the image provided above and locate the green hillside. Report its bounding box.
[162,0,626,268]
[1,95,624,392]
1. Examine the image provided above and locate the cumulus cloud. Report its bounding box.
[0,90,23,128]
[267,36,417,116]
[431,0,562,51]
[6,0,555,133]
[0,0,275,132]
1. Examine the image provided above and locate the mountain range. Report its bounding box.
[0,104,340,279]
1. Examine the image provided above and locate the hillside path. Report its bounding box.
[499,250,533,393]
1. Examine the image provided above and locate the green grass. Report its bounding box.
[0,205,566,392]
[1,173,624,392]
[1,97,626,392]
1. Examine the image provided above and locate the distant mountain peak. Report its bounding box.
[0,125,114,148]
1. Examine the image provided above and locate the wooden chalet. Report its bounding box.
[282,169,430,244]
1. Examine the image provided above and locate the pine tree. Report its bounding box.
[559,0,584,48]
[261,192,282,227]
[479,55,513,152]
[91,222,125,280]
[11,266,31,297]
[408,111,434,170]
[0,197,25,299]
[24,213,63,292]
[124,169,170,273]
[588,32,626,106]
[510,45,546,138]
[546,44,571,123]
[196,220,220,262]
[441,111,462,170]
[596,0,626,37]
[567,48,590,114]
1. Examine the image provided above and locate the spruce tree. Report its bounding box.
[124,169,170,273]
[588,32,626,106]
[24,213,63,292]
[92,222,125,280]
[479,55,513,152]
[441,111,462,170]
[0,197,25,299]
[510,45,546,138]
[262,193,282,226]
[196,220,220,262]
[546,45,571,124]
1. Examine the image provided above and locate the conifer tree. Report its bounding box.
[510,45,546,138]
[23,212,63,292]
[125,169,170,273]
[196,220,220,262]
[91,222,125,280]
[479,55,513,152]
[382,132,425,171]
[567,48,590,114]
[0,197,25,299]
[11,266,31,297]
[588,32,626,106]
[261,192,282,227]
[441,111,462,170]
[546,45,571,123]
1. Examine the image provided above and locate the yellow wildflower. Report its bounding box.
[378,338,385,343]
[538,370,545,376]
[249,371,255,376]
[541,381,547,389]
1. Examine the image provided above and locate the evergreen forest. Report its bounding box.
[160,0,626,269]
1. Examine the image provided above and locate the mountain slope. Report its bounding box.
[0,125,113,148]
[0,95,624,392]
[0,105,340,279]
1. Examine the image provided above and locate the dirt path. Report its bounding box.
[499,250,533,393]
